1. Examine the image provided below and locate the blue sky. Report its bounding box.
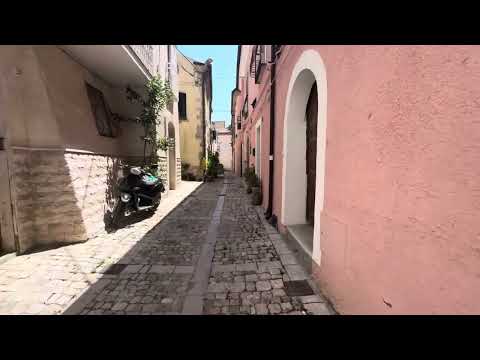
[176,45,237,126]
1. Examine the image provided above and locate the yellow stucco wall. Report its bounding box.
[177,50,211,177]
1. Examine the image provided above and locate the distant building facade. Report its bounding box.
[212,121,232,170]
[177,48,213,180]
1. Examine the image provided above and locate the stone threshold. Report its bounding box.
[253,206,337,315]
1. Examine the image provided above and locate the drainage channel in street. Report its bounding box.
[181,181,228,314]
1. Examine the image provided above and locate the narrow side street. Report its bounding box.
[0,173,333,315]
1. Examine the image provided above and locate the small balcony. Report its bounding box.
[60,45,156,88]
[129,45,155,76]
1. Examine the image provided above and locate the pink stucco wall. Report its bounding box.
[267,45,480,314]
[233,53,272,209]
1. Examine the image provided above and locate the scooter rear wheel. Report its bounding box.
[111,201,125,228]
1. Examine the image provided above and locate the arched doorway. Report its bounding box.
[281,50,327,266]
[168,122,176,190]
[306,83,318,226]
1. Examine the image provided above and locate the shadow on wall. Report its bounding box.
[62,182,215,315]
[11,149,88,254]
[12,149,150,254]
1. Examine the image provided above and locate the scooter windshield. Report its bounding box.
[141,174,159,186]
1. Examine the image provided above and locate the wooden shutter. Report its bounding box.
[85,83,114,137]
[178,92,187,119]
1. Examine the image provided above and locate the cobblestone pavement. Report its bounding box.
[0,173,334,315]
[202,174,334,315]
[0,181,202,315]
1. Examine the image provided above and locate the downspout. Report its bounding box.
[265,52,276,226]
[201,69,206,176]
[200,65,207,179]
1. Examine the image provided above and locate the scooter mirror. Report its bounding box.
[130,167,142,175]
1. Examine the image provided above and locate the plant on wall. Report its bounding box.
[157,136,175,152]
[124,76,175,168]
[205,151,220,179]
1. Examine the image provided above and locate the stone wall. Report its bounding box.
[10,148,143,253]
[176,158,182,183]
[158,156,168,189]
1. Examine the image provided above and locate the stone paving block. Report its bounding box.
[284,265,308,281]
[111,302,128,311]
[26,304,49,315]
[57,295,74,306]
[272,289,286,297]
[207,282,227,293]
[268,303,282,314]
[246,282,256,291]
[126,304,142,312]
[256,280,272,292]
[281,302,293,312]
[279,254,299,265]
[270,279,284,289]
[174,266,195,274]
[259,273,272,280]
[236,263,257,272]
[269,268,281,275]
[258,261,282,272]
[212,264,236,273]
[304,302,332,315]
[227,282,246,293]
[149,265,175,274]
[123,265,144,274]
[255,303,268,315]
[298,295,326,304]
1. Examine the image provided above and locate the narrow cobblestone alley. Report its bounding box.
[0,173,334,315]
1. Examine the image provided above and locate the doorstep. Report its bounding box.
[285,224,314,274]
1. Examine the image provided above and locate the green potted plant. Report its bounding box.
[243,167,255,193]
[251,175,262,205]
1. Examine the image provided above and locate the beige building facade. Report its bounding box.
[0,45,180,255]
[177,48,213,180]
[212,121,232,170]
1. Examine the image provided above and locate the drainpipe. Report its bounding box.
[201,70,206,173]
[265,50,276,226]
[200,59,213,177]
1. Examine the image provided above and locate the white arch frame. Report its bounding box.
[281,49,327,266]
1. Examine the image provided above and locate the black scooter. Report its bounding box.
[110,166,165,228]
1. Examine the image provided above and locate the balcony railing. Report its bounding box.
[130,45,155,76]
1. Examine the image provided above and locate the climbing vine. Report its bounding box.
[124,76,175,172]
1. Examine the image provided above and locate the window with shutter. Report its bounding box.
[250,45,266,84]
[242,97,248,120]
[178,92,187,120]
[85,83,115,138]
